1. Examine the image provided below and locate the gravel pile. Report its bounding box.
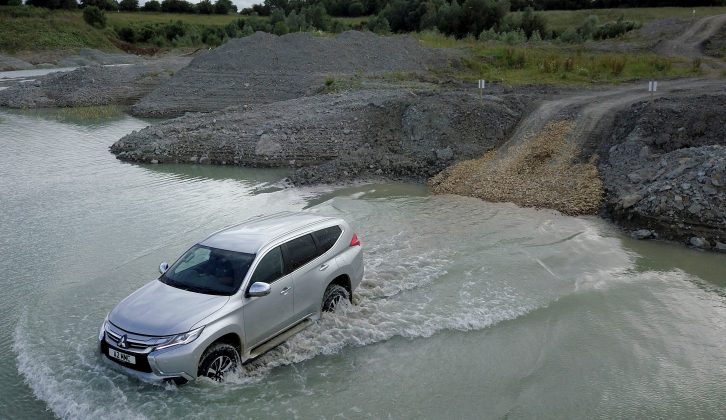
[111,89,525,183]
[131,31,448,118]
[429,120,604,216]
[595,94,726,251]
[0,57,190,108]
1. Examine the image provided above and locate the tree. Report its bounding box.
[273,20,289,34]
[196,0,214,14]
[302,3,331,31]
[347,0,365,16]
[160,0,195,13]
[142,0,160,11]
[26,0,78,8]
[366,14,390,33]
[214,0,237,14]
[83,5,107,28]
[519,6,546,38]
[81,0,119,10]
[119,0,137,11]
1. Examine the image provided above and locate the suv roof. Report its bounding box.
[199,211,337,254]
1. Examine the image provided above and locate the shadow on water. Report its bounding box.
[136,161,292,186]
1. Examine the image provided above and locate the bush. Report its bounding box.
[286,11,308,32]
[164,20,186,41]
[593,17,640,40]
[83,6,107,28]
[503,47,526,68]
[196,0,214,14]
[367,14,391,34]
[116,25,136,42]
[214,0,237,14]
[241,23,254,36]
[519,7,546,39]
[478,28,498,41]
[160,0,195,13]
[559,27,582,43]
[81,0,118,11]
[501,29,526,45]
[273,20,289,35]
[142,0,160,11]
[118,0,137,11]
[347,0,365,17]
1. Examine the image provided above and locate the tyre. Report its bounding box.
[321,284,350,312]
[197,343,239,381]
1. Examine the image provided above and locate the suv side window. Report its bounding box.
[312,226,342,255]
[283,234,318,273]
[250,247,284,284]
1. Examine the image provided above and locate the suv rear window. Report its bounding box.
[283,234,318,273]
[312,225,342,255]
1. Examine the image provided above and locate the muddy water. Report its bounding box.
[1,107,725,419]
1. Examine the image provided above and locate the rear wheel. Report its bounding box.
[197,343,239,381]
[322,284,350,312]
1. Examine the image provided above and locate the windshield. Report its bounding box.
[159,245,255,296]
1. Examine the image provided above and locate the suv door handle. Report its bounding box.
[280,286,291,295]
[319,263,329,271]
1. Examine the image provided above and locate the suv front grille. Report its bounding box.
[100,339,153,373]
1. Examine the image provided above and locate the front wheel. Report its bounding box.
[197,343,239,381]
[322,284,350,312]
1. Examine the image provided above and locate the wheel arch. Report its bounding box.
[327,274,352,302]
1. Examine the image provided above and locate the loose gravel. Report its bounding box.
[131,31,450,118]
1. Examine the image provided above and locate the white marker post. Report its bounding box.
[648,80,658,102]
[478,79,486,101]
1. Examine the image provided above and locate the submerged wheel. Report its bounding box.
[322,284,350,312]
[197,343,239,381]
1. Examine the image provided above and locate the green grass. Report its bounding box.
[418,31,697,85]
[513,7,726,33]
[107,11,240,26]
[0,7,116,52]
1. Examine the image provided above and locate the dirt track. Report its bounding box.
[656,14,726,58]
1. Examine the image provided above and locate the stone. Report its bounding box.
[436,147,454,160]
[199,156,210,164]
[715,242,726,252]
[150,159,159,164]
[621,193,643,209]
[631,229,655,240]
[689,237,709,248]
[688,203,703,215]
[189,156,198,163]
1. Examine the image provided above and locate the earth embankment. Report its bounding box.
[0,57,189,108]
[129,31,452,118]
[111,89,526,183]
[591,93,726,250]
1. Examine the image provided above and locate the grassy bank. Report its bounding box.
[0,7,115,52]
[511,6,726,33]
[418,31,697,85]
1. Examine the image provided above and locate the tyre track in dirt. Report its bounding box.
[430,78,725,217]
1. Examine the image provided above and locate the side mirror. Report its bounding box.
[159,262,169,274]
[247,282,271,297]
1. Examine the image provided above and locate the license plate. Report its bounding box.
[109,348,136,365]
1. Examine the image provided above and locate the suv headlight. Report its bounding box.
[155,326,205,351]
[99,315,108,341]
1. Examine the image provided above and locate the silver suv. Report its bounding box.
[99,212,363,383]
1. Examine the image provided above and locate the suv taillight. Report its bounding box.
[350,233,360,247]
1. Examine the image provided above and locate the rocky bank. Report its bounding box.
[0,57,189,108]
[111,89,527,183]
[592,93,726,251]
[130,31,451,118]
